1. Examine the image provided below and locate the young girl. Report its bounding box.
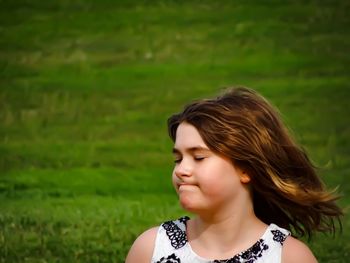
[126,87,343,263]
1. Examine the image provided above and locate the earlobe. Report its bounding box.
[240,172,251,184]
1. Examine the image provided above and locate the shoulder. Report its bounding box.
[282,236,318,263]
[125,227,159,263]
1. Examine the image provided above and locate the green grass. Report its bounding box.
[1,0,349,262]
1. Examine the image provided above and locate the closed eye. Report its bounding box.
[194,157,205,161]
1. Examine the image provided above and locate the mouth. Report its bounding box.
[178,183,196,190]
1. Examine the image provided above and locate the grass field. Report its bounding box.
[0,0,349,262]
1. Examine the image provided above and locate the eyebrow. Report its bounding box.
[172,146,211,154]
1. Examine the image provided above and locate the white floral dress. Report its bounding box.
[151,217,290,263]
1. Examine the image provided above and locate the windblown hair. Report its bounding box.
[167,87,343,238]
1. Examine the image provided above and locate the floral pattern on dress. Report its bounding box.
[162,217,189,249]
[271,229,288,245]
[155,253,181,263]
[213,239,269,263]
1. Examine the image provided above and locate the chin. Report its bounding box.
[179,197,202,213]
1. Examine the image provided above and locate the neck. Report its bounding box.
[187,202,267,259]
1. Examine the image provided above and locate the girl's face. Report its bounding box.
[172,122,250,214]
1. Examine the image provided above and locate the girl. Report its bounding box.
[126,87,343,263]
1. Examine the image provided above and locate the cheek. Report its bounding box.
[196,174,221,196]
[200,171,239,197]
[200,183,224,198]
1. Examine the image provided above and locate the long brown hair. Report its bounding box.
[168,87,343,238]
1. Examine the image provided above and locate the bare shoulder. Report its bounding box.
[282,236,318,263]
[125,227,159,263]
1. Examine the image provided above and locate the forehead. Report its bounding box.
[174,122,208,149]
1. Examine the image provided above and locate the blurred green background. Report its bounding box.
[0,0,349,262]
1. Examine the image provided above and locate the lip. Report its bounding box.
[178,182,194,186]
[178,183,196,189]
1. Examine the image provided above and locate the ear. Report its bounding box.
[240,171,251,184]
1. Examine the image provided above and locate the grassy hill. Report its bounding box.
[0,0,349,262]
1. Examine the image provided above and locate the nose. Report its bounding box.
[174,160,192,179]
